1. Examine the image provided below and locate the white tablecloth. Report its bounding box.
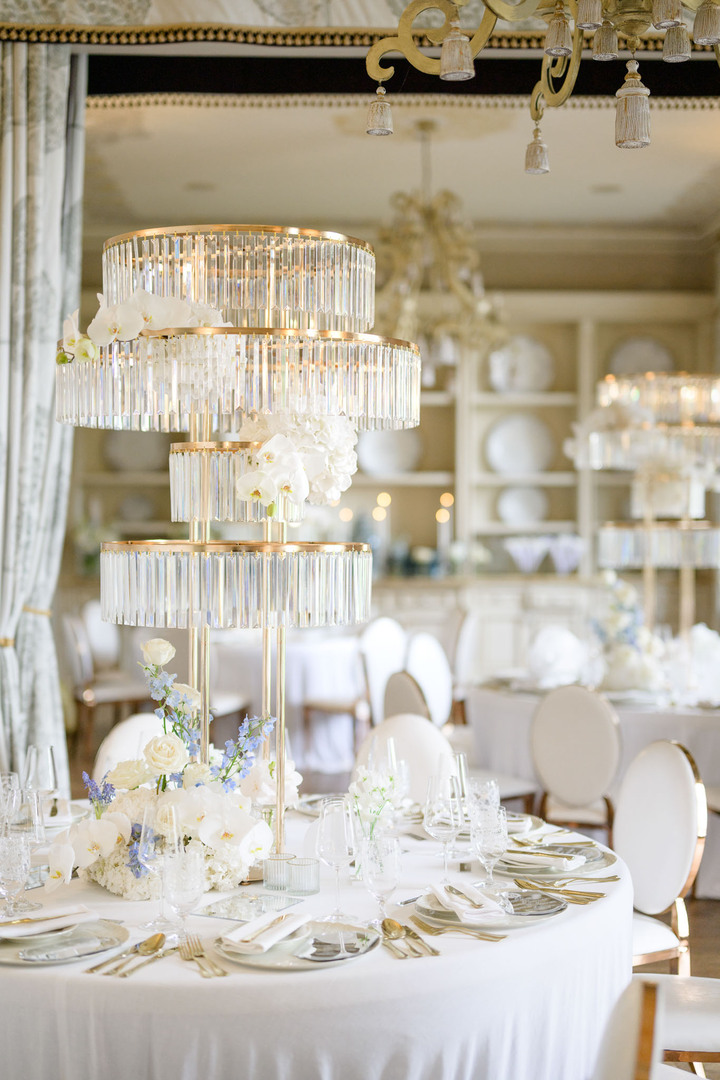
[0,816,632,1080]
[467,686,720,897]
[212,630,364,773]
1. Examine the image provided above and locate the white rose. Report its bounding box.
[105,758,154,790]
[144,733,189,775]
[183,762,213,788]
[141,638,176,666]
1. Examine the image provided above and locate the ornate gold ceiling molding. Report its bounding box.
[0,21,696,51]
[85,91,720,112]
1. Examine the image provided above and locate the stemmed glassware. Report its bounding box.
[317,796,356,923]
[0,774,20,835]
[423,774,463,882]
[163,847,206,943]
[361,835,400,925]
[5,790,45,912]
[471,804,509,896]
[0,834,31,917]
[22,746,58,821]
[137,804,181,934]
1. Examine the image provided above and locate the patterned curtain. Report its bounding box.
[0,43,86,796]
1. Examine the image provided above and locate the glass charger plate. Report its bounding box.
[497,844,617,879]
[214,921,380,971]
[294,794,345,818]
[0,920,128,965]
[416,889,567,929]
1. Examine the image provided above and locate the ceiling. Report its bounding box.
[81,55,720,302]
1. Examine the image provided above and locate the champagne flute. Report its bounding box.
[361,835,400,924]
[163,847,205,943]
[424,774,463,883]
[22,746,58,820]
[317,796,356,923]
[448,752,471,857]
[471,804,509,895]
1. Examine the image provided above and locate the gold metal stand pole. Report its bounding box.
[642,477,656,632]
[679,563,695,638]
[274,521,288,853]
[188,406,212,764]
[262,519,272,761]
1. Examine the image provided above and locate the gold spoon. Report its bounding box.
[105,933,166,976]
[85,932,165,975]
[382,918,438,957]
[381,918,420,957]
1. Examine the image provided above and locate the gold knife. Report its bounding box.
[402,923,440,957]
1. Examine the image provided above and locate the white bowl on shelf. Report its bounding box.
[357,430,423,476]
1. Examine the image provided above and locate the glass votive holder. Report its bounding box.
[287,857,320,896]
[263,853,295,891]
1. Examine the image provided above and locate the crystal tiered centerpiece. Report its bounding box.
[57,225,421,849]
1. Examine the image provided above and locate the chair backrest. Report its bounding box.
[405,631,453,727]
[354,713,454,804]
[93,712,164,781]
[383,671,431,723]
[592,980,663,1080]
[453,611,485,687]
[530,685,621,807]
[62,614,95,689]
[358,617,407,726]
[614,740,707,915]
[81,599,121,671]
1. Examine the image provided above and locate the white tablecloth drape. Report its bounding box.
[0,816,632,1080]
[467,686,720,897]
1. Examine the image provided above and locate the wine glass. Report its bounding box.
[163,847,205,943]
[137,804,180,933]
[423,774,463,882]
[0,774,20,836]
[0,834,31,916]
[6,790,45,911]
[22,746,58,821]
[448,752,471,857]
[471,804,509,895]
[361,835,400,925]
[317,796,356,923]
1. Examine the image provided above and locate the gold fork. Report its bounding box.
[550,874,620,886]
[512,879,603,903]
[179,938,214,977]
[411,916,506,942]
[185,934,228,977]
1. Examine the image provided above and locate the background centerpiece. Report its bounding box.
[56,225,421,854]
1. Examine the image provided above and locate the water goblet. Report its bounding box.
[163,847,206,943]
[6,790,45,911]
[423,774,463,882]
[137,804,180,933]
[471,804,508,895]
[361,835,401,925]
[22,746,58,821]
[317,796,356,922]
[0,774,20,836]
[468,778,500,821]
[0,834,31,917]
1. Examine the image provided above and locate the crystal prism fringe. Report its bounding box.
[598,373,720,424]
[580,427,720,470]
[598,523,720,569]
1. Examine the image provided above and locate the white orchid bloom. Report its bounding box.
[44,843,75,892]
[62,309,80,351]
[74,336,100,363]
[236,469,278,506]
[197,804,256,849]
[257,433,299,469]
[237,819,274,863]
[103,811,132,846]
[272,462,310,506]
[87,302,145,346]
[69,819,121,869]
[187,301,231,327]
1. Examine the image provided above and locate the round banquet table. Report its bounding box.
[466,685,720,897]
[0,815,632,1080]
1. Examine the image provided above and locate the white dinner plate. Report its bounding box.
[214,921,380,971]
[44,800,89,831]
[608,337,676,376]
[506,813,544,835]
[416,889,567,930]
[497,486,549,526]
[0,920,128,965]
[488,336,555,393]
[485,414,555,474]
[497,844,617,879]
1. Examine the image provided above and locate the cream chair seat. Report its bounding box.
[592,980,684,1080]
[354,713,454,805]
[613,740,707,975]
[634,973,720,1069]
[531,684,621,841]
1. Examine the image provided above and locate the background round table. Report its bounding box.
[0,815,632,1080]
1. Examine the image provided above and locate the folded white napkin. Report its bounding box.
[501,849,586,872]
[506,815,532,836]
[428,883,506,925]
[41,798,77,829]
[221,911,312,955]
[0,904,96,939]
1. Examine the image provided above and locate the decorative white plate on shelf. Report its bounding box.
[497,486,549,526]
[214,922,380,971]
[415,889,567,929]
[608,337,676,376]
[488,336,555,393]
[357,429,423,476]
[104,431,171,472]
[484,414,555,474]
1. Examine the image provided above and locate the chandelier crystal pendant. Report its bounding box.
[56,224,421,851]
[364,0,720,156]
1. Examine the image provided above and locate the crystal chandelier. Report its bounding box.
[364,0,720,163]
[374,119,505,370]
[57,225,421,848]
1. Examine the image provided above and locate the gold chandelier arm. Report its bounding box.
[467,7,498,52]
[482,0,544,22]
[715,43,720,69]
[530,81,545,123]
[366,0,468,82]
[537,20,583,110]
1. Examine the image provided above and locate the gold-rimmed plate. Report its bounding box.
[214,921,380,971]
[415,889,567,930]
